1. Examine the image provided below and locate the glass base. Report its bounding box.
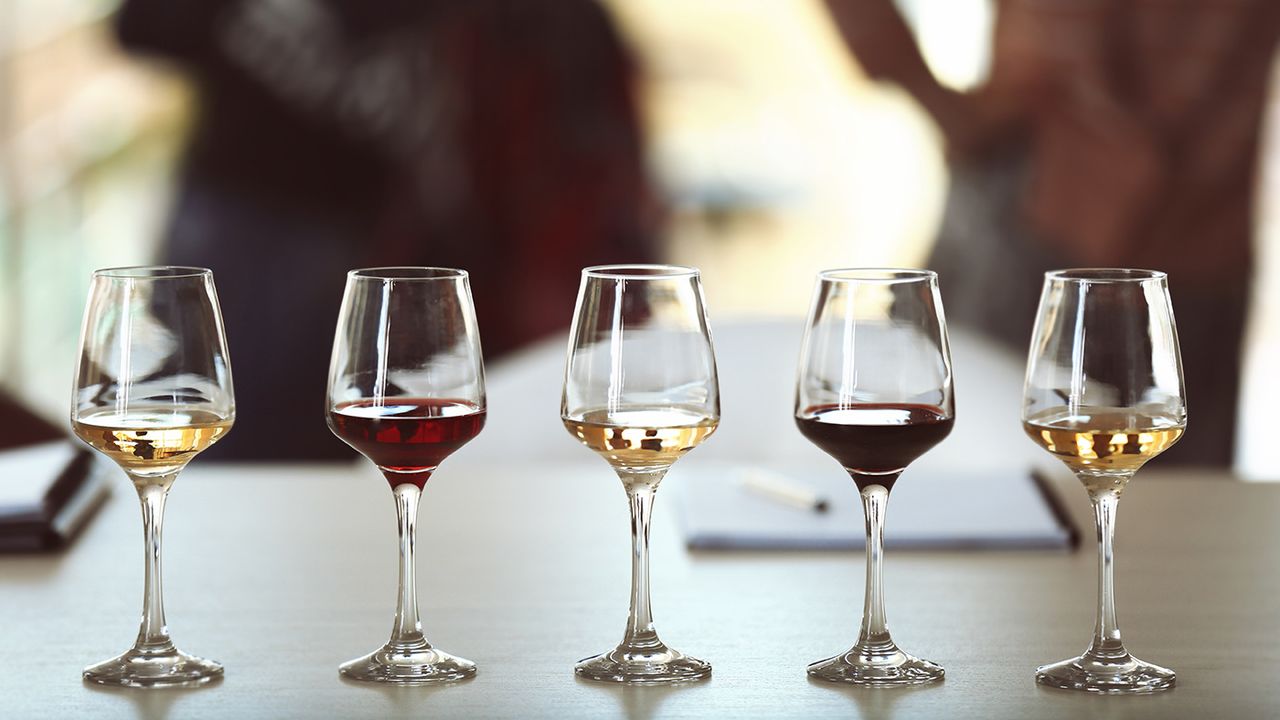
[1036,652,1175,694]
[339,643,476,685]
[575,643,711,685]
[808,643,945,687]
[83,647,223,688]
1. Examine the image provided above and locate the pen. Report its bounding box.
[740,469,830,513]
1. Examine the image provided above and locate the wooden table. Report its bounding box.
[2,324,1277,718]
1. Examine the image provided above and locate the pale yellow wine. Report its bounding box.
[1023,407,1184,481]
[73,408,233,477]
[563,408,717,471]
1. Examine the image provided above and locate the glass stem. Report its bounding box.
[390,482,428,649]
[619,471,665,650]
[130,473,177,654]
[855,477,896,651]
[1088,487,1127,660]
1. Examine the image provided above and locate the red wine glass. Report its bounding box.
[326,267,486,684]
[795,268,954,686]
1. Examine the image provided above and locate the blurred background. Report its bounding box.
[0,0,1276,476]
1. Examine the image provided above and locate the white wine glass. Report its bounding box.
[561,264,719,683]
[1023,268,1185,693]
[71,266,234,687]
[795,269,954,686]
[326,267,486,684]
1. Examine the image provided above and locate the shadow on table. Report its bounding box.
[1033,681,1182,717]
[83,677,224,720]
[806,676,942,720]
[337,674,475,714]
[575,677,695,720]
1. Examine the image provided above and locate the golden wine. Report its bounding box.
[73,408,233,477]
[563,408,717,471]
[1023,407,1184,483]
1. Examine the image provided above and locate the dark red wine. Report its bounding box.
[329,398,485,487]
[796,403,953,491]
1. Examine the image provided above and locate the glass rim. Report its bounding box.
[1046,268,1167,283]
[348,266,469,281]
[817,267,937,283]
[582,264,699,280]
[92,266,212,280]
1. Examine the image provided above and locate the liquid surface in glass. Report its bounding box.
[330,398,486,483]
[1023,406,1184,481]
[563,407,717,471]
[797,403,953,489]
[73,408,232,477]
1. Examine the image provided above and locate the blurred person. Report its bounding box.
[824,0,1280,466]
[114,0,657,459]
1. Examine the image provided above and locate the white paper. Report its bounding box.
[671,461,1075,550]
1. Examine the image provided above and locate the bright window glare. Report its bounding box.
[902,0,994,92]
[1236,54,1280,481]
[606,0,951,317]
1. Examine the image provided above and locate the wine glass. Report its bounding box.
[796,269,954,686]
[326,267,486,684]
[1023,269,1185,693]
[561,264,719,683]
[71,266,234,687]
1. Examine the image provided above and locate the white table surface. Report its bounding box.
[2,322,1276,719]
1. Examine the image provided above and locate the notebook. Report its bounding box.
[0,442,112,552]
[671,462,1078,551]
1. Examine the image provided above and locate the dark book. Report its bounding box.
[0,393,111,551]
[0,444,111,552]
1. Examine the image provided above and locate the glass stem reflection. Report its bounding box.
[130,473,177,654]
[620,471,665,650]
[390,482,428,650]
[1088,486,1127,661]
[856,477,895,651]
